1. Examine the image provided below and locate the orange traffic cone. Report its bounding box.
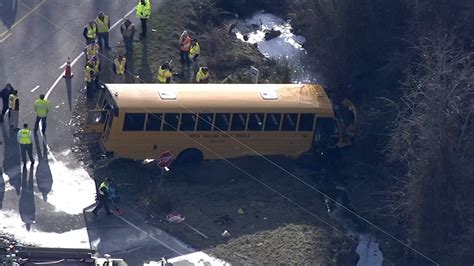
[63,57,73,78]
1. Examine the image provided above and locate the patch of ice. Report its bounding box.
[235,12,306,60]
[235,12,319,83]
[145,251,230,266]
[0,210,90,248]
[44,159,96,214]
[356,234,384,266]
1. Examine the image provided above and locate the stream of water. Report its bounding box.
[234,12,384,266]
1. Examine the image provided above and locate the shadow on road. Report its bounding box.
[34,136,52,201]
[0,0,18,29]
[0,163,4,209]
[125,51,135,83]
[138,38,152,82]
[2,123,21,195]
[66,78,73,111]
[19,164,35,231]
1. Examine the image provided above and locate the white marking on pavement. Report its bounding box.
[30,85,40,92]
[117,215,186,256]
[45,74,64,99]
[45,140,59,164]
[110,7,137,29]
[70,52,84,66]
[58,62,67,69]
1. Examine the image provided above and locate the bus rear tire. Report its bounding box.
[176,149,203,166]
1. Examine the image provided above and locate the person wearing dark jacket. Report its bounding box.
[1,84,14,121]
[8,90,19,129]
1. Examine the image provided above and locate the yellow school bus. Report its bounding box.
[84,84,343,164]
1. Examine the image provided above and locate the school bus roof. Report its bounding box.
[104,83,335,117]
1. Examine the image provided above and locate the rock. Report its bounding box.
[264,28,281,41]
[221,230,231,238]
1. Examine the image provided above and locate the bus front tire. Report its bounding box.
[176,149,203,166]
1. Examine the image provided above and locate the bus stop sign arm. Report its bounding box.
[158,151,174,169]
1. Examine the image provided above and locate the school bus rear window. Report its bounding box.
[298,113,315,131]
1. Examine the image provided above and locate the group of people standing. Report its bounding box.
[156,30,210,84]
[82,0,151,99]
[1,84,51,167]
[82,0,209,95]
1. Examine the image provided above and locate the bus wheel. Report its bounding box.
[176,149,203,166]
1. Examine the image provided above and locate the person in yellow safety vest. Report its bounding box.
[113,55,127,83]
[83,20,97,45]
[136,0,151,38]
[85,62,96,99]
[157,63,173,83]
[189,39,201,72]
[85,42,100,61]
[17,123,34,166]
[95,11,111,50]
[92,178,112,216]
[196,66,210,83]
[89,56,100,76]
[33,94,50,135]
[8,90,19,130]
[120,18,136,55]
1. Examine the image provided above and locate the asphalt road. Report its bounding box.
[0,0,192,264]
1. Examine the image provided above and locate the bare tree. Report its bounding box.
[387,35,474,259]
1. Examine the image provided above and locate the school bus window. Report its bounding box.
[197,113,214,131]
[180,113,197,131]
[298,113,315,131]
[282,113,297,131]
[231,113,248,131]
[123,113,146,131]
[146,113,163,131]
[163,113,180,131]
[264,113,281,131]
[248,113,264,131]
[214,113,230,131]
